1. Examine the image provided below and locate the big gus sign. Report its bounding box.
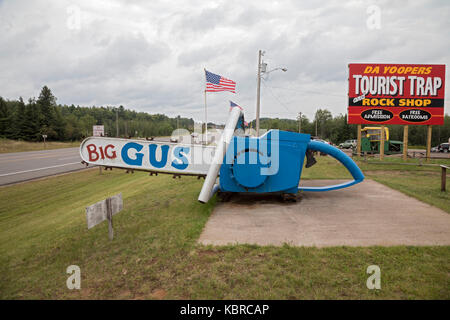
[348,63,445,125]
[80,137,213,175]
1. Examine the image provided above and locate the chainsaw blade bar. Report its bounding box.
[80,136,215,175]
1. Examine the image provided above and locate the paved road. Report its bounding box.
[0,136,204,186]
[0,148,86,186]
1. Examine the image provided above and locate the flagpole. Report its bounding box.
[204,89,207,144]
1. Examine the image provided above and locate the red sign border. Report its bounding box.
[347,63,446,125]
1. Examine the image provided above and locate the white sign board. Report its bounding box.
[79,137,214,175]
[86,193,123,229]
[93,125,104,137]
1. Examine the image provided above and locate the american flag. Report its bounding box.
[229,101,243,111]
[205,70,236,93]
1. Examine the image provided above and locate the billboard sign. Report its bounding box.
[348,63,445,125]
[93,125,104,137]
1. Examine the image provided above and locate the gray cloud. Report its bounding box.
[0,0,449,123]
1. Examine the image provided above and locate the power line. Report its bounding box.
[266,85,345,98]
[261,79,295,114]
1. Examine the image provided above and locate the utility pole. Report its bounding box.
[380,125,385,160]
[255,50,287,136]
[177,115,180,141]
[297,112,302,133]
[255,50,263,137]
[315,118,318,137]
[116,109,119,137]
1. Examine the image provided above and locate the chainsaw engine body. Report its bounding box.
[219,130,364,195]
[220,130,309,194]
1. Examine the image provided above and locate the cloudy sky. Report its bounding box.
[0,0,449,123]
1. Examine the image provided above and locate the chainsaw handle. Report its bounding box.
[300,140,364,192]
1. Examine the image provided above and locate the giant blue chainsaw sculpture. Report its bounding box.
[80,108,364,203]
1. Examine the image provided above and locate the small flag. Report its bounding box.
[205,70,236,93]
[229,101,243,111]
[244,121,249,127]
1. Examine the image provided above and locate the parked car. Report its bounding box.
[431,145,439,152]
[339,139,357,149]
[311,137,331,155]
[437,143,449,152]
[311,137,330,144]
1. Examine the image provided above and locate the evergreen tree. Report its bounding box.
[0,97,10,137]
[22,99,40,141]
[1,86,448,146]
[53,107,66,140]
[37,86,57,138]
[14,97,27,140]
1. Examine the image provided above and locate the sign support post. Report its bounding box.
[426,125,432,162]
[379,125,385,160]
[106,197,114,240]
[42,134,47,149]
[403,125,409,161]
[85,193,122,241]
[357,124,361,157]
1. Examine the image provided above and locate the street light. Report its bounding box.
[255,50,287,136]
[263,67,288,77]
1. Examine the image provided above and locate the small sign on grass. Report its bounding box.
[85,193,123,240]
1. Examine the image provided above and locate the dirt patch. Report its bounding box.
[80,288,93,299]
[197,249,220,257]
[117,290,133,299]
[150,289,167,300]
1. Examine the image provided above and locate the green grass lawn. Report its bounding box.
[0,139,80,153]
[358,155,450,167]
[0,158,449,299]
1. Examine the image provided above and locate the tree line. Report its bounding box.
[1,86,449,146]
[255,109,450,147]
[0,86,195,141]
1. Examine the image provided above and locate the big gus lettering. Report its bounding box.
[149,144,169,168]
[121,142,144,166]
[86,144,98,161]
[172,146,190,170]
[120,142,190,170]
[86,144,117,161]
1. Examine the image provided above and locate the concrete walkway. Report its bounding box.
[198,179,450,247]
